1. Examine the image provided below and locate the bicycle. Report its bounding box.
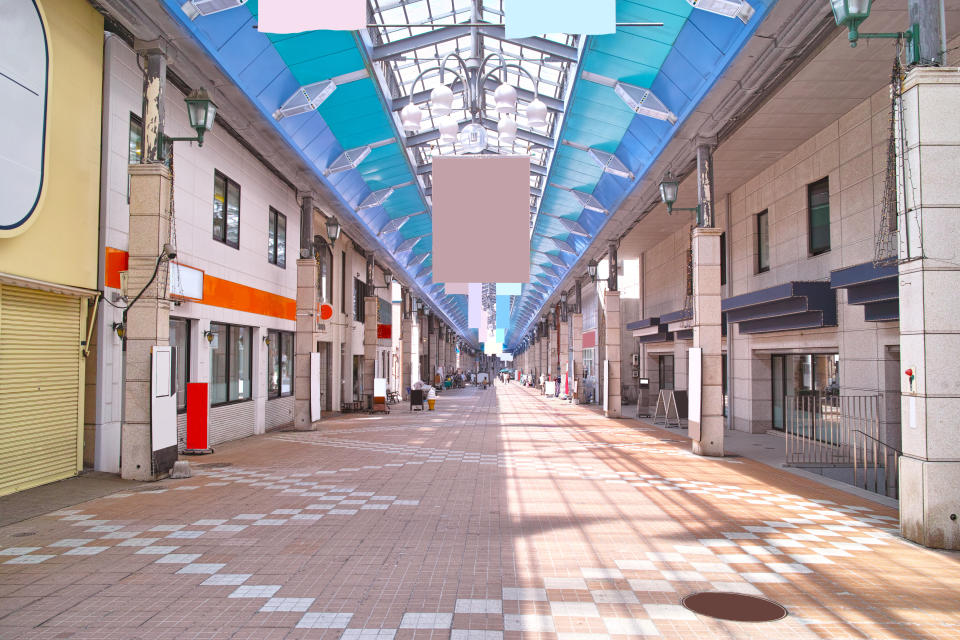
[386,390,401,405]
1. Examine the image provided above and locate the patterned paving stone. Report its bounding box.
[0,384,957,640]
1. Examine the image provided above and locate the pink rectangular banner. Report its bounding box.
[432,155,530,284]
[258,0,366,33]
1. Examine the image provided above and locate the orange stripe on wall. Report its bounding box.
[104,247,128,289]
[103,247,295,321]
[203,274,295,321]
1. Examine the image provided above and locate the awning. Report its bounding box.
[627,309,693,343]
[721,281,837,335]
[830,261,899,322]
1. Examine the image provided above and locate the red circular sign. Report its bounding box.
[319,303,334,320]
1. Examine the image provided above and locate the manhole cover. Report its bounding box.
[682,592,788,622]
[194,462,233,468]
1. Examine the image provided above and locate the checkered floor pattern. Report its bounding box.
[0,383,957,640]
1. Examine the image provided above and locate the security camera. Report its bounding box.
[163,243,177,260]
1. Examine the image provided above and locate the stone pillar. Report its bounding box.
[294,258,319,430]
[898,67,960,550]
[559,316,569,397]
[402,310,413,396]
[603,290,621,418]
[363,296,378,408]
[123,163,173,480]
[691,227,724,456]
[429,317,439,384]
[294,189,317,431]
[570,312,583,404]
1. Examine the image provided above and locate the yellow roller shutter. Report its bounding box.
[0,284,83,496]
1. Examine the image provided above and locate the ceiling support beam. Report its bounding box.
[417,161,548,176]
[406,118,555,148]
[475,25,578,62]
[371,25,472,61]
[391,76,564,113]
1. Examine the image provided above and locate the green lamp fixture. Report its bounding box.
[829,0,920,62]
[658,172,703,225]
[163,87,218,149]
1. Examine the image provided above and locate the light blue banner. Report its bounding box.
[496,282,522,296]
[504,0,615,39]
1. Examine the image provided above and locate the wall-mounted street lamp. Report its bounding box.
[325,216,342,244]
[829,0,920,62]
[587,259,598,282]
[203,329,216,344]
[162,88,217,153]
[658,172,703,225]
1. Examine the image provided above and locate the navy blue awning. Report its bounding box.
[831,261,899,322]
[722,281,837,335]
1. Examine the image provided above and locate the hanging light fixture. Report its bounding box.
[497,115,517,146]
[401,48,544,156]
[325,216,341,243]
[401,101,423,133]
[430,84,455,116]
[438,115,459,144]
[526,98,548,129]
[494,82,518,115]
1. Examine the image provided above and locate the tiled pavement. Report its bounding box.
[2,384,959,639]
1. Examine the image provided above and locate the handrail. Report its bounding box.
[852,429,902,455]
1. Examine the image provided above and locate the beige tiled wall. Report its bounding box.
[634,84,901,436]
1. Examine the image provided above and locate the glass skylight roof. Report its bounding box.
[367,0,579,213]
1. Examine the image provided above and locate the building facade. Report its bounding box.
[0,0,104,496]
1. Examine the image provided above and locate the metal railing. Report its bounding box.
[784,393,898,498]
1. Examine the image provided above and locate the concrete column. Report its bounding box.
[570,312,583,404]
[363,296,378,407]
[429,317,439,384]
[294,258,319,430]
[603,290,621,418]
[122,163,172,480]
[294,190,317,431]
[898,67,960,550]
[402,311,413,396]
[548,321,556,377]
[691,227,724,457]
[558,317,569,397]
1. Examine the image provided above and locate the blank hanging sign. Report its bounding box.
[504,0,615,39]
[257,0,366,33]
[432,155,530,284]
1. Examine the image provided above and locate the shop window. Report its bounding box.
[128,113,142,164]
[213,170,240,249]
[169,317,190,412]
[808,177,831,255]
[267,330,294,398]
[720,232,727,286]
[209,322,252,406]
[317,243,333,304]
[756,210,769,273]
[341,251,347,314]
[771,353,840,432]
[267,208,287,268]
[658,355,675,390]
[353,278,366,322]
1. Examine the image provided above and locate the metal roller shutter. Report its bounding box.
[0,285,83,496]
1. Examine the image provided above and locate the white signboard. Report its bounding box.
[0,0,47,234]
[151,346,177,452]
[310,352,322,422]
[603,359,609,413]
[688,347,702,441]
[169,262,205,300]
[374,377,387,398]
